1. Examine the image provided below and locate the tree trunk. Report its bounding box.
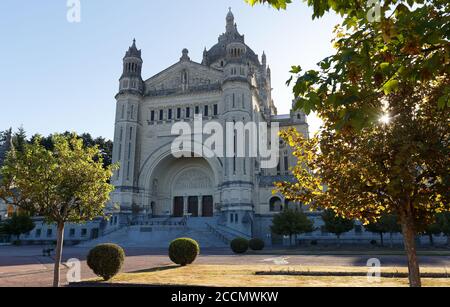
[337,235,341,248]
[389,232,394,248]
[399,212,421,287]
[380,233,384,247]
[53,222,65,287]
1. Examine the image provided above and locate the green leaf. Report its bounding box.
[383,79,399,95]
[380,62,390,72]
[437,95,449,109]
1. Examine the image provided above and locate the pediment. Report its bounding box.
[144,61,223,95]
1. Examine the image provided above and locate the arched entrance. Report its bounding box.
[171,167,215,218]
[142,153,218,217]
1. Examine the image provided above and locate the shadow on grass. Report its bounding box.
[129,265,181,274]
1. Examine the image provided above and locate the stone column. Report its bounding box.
[199,195,203,217]
[183,196,188,216]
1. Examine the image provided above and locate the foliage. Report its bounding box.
[276,81,449,225]
[230,238,249,254]
[168,238,200,266]
[246,0,450,129]
[246,0,292,9]
[0,213,35,240]
[0,134,116,224]
[436,212,450,236]
[321,209,355,238]
[249,238,265,251]
[87,244,125,281]
[365,214,401,246]
[423,220,442,246]
[29,132,113,168]
[0,133,117,286]
[271,209,314,240]
[276,80,449,286]
[249,0,450,287]
[365,214,400,234]
[12,127,27,153]
[0,129,12,147]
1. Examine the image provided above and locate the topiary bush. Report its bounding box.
[230,237,249,254]
[169,238,200,266]
[87,243,125,281]
[249,238,265,251]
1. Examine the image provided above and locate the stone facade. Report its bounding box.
[110,10,309,242]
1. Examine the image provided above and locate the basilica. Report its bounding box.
[109,9,308,242]
[2,10,410,247]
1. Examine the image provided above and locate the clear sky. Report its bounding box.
[0,0,341,140]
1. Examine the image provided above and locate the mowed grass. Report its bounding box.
[90,265,450,287]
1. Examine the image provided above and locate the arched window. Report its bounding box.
[269,197,283,212]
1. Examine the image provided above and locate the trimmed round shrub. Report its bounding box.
[249,238,265,251]
[370,240,378,246]
[310,240,318,246]
[87,243,125,281]
[230,237,249,254]
[169,238,200,266]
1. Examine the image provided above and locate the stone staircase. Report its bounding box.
[78,217,228,248]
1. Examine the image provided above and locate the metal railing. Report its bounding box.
[206,223,230,244]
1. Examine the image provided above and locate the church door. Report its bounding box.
[188,196,199,217]
[202,196,214,217]
[173,197,184,217]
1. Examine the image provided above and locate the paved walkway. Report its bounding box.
[1,246,450,287]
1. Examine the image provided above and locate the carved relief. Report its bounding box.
[174,169,212,191]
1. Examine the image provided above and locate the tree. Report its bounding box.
[365,214,401,247]
[1,213,35,241]
[0,129,12,144]
[321,209,354,246]
[436,212,450,246]
[271,209,314,245]
[422,222,441,247]
[12,126,27,153]
[246,0,449,128]
[0,134,116,287]
[248,0,449,287]
[29,132,113,168]
[276,83,449,285]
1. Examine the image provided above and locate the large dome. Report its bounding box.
[203,9,260,67]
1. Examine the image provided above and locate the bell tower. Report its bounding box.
[119,39,144,94]
[111,39,144,219]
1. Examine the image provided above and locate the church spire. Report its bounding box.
[124,38,141,59]
[226,7,235,33]
[119,39,144,94]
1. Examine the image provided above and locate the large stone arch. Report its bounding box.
[138,140,223,190]
[137,141,223,216]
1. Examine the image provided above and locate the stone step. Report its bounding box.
[78,219,228,248]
